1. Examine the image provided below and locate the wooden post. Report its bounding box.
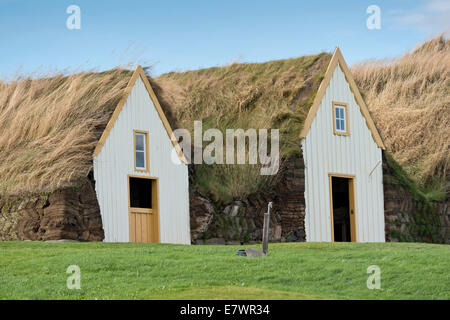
[262,202,272,255]
[262,212,269,255]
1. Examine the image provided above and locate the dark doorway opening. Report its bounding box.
[331,177,351,242]
[129,177,152,209]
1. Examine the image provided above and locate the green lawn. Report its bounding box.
[0,241,449,300]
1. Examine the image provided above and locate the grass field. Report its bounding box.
[0,241,449,300]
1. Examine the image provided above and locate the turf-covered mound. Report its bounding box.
[155,53,332,201]
[352,35,449,193]
[0,69,133,196]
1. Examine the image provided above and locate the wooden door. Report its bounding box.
[128,176,160,243]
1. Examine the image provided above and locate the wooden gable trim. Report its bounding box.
[299,47,385,149]
[93,66,188,164]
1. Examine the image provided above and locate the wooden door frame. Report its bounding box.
[328,173,357,242]
[127,174,160,243]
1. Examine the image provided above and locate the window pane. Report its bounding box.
[340,119,345,131]
[136,151,145,168]
[336,119,341,130]
[339,108,344,119]
[136,134,145,151]
[335,107,339,118]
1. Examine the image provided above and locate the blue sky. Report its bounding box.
[0,0,448,78]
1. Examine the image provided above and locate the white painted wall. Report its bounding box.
[93,76,191,244]
[301,63,385,242]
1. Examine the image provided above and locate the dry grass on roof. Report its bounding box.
[0,68,134,196]
[154,53,332,202]
[155,52,332,152]
[352,34,450,187]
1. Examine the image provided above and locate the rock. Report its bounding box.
[206,237,225,245]
[247,218,256,232]
[271,224,282,241]
[295,230,306,241]
[245,247,265,257]
[223,206,231,216]
[189,189,215,241]
[230,205,240,217]
[286,233,297,242]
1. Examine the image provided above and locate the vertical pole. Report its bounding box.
[262,213,269,255]
[262,202,273,255]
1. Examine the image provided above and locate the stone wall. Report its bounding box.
[382,151,449,243]
[382,151,415,242]
[0,179,104,241]
[431,201,450,243]
[189,155,306,244]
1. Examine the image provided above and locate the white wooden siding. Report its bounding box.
[301,63,385,242]
[93,76,190,244]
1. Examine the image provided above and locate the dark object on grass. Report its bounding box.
[245,247,265,257]
[236,249,247,257]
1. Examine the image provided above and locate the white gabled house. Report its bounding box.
[93,66,191,244]
[300,48,386,242]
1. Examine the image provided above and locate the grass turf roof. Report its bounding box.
[0,68,136,196]
[154,52,332,201]
[352,35,449,191]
